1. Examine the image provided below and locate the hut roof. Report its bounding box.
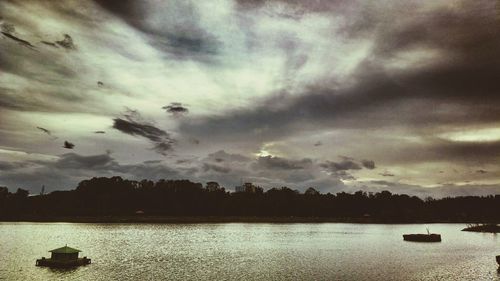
[49,246,81,254]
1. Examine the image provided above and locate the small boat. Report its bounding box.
[36,245,91,268]
[403,233,441,242]
[403,228,441,242]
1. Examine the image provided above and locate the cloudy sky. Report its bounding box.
[1,0,499,197]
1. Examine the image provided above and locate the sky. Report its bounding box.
[1,0,499,197]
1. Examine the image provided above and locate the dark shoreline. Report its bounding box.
[4,177,500,225]
[462,224,500,233]
[1,216,499,224]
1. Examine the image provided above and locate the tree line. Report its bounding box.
[1,176,499,222]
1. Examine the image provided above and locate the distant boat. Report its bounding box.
[403,228,441,242]
[36,245,91,267]
[403,233,441,242]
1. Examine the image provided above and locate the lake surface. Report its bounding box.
[0,223,499,280]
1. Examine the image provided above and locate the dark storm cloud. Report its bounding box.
[113,117,175,154]
[202,163,231,174]
[0,152,183,192]
[0,161,15,171]
[1,20,33,49]
[0,161,29,171]
[361,160,375,170]
[63,141,75,149]
[206,150,251,163]
[1,153,121,192]
[0,2,115,117]
[195,152,345,192]
[93,0,220,59]
[0,46,78,82]
[394,139,500,165]
[253,156,312,170]
[335,171,357,181]
[234,0,346,14]
[0,29,87,114]
[0,21,15,33]
[55,34,75,50]
[90,0,145,24]
[121,164,181,180]
[1,0,101,24]
[162,102,189,116]
[320,160,361,172]
[41,41,58,48]
[143,160,162,164]
[0,169,75,191]
[198,150,251,176]
[53,153,114,169]
[434,140,500,161]
[162,33,218,57]
[1,31,35,48]
[36,126,52,136]
[47,153,180,180]
[379,171,395,177]
[320,159,363,180]
[0,88,47,111]
[339,155,355,161]
[2,14,72,52]
[38,34,76,50]
[112,109,175,155]
[180,1,500,171]
[180,2,500,146]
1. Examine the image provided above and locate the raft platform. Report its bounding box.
[36,257,91,267]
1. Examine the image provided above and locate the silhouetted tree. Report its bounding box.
[0,176,500,222]
[305,187,320,196]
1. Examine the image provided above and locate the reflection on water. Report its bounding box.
[0,223,499,280]
[46,267,79,274]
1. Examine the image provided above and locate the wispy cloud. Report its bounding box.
[162,102,189,117]
[36,126,52,136]
[112,109,175,155]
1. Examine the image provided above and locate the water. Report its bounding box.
[0,223,499,280]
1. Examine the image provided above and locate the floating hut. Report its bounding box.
[36,245,91,267]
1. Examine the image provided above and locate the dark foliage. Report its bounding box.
[1,177,500,222]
